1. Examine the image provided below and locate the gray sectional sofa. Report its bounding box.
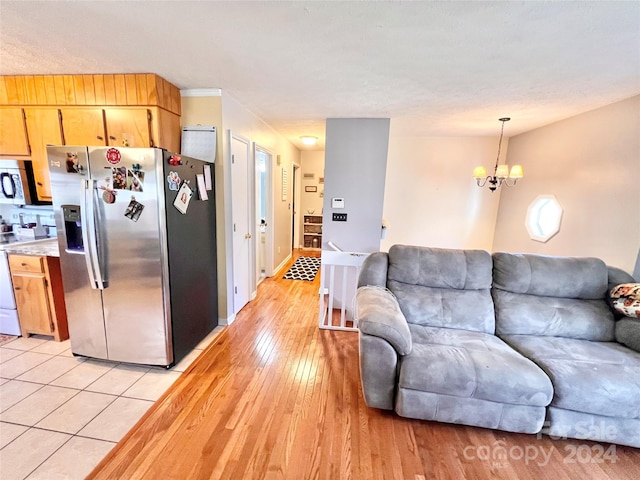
[356,245,640,447]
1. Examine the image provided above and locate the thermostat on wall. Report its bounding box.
[332,197,345,209]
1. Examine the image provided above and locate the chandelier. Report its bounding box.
[473,117,523,191]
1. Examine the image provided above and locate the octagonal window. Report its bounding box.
[526,195,563,243]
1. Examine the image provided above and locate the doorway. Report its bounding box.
[254,144,273,283]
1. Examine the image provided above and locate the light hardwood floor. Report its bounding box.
[89,251,640,479]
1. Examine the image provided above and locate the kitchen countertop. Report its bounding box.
[0,236,60,257]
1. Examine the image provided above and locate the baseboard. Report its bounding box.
[274,253,293,276]
[219,313,236,326]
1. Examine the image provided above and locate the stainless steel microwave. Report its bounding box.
[0,160,49,205]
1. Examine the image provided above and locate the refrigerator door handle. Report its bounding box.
[82,179,105,290]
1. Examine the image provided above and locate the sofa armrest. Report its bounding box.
[616,318,640,353]
[357,252,389,288]
[359,334,399,410]
[356,286,412,355]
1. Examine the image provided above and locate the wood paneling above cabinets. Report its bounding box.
[0,73,182,202]
[0,74,181,115]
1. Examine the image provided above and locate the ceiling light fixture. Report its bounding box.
[473,117,523,192]
[300,136,318,146]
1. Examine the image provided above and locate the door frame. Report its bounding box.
[229,131,256,315]
[254,143,274,278]
[292,164,301,249]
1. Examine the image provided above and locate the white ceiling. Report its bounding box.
[1,1,639,150]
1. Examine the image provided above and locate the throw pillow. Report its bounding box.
[609,283,640,318]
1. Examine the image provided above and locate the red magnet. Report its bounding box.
[168,155,182,166]
[106,148,122,165]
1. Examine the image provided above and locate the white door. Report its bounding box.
[231,134,253,314]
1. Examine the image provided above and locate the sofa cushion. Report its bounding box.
[492,253,614,341]
[616,318,640,353]
[398,324,553,408]
[492,290,615,341]
[501,334,640,420]
[387,245,494,333]
[493,252,608,299]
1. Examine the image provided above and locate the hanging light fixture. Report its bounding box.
[473,117,523,192]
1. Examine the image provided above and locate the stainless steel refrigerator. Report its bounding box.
[47,146,217,367]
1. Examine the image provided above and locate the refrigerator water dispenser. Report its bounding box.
[62,205,84,251]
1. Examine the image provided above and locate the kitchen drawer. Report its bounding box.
[9,255,44,273]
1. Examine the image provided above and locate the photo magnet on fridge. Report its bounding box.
[124,197,145,222]
[173,182,193,214]
[112,167,127,189]
[65,152,85,174]
[167,171,181,191]
[127,169,144,192]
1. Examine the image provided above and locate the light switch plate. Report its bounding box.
[332,198,345,209]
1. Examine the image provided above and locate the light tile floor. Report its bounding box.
[0,327,223,480]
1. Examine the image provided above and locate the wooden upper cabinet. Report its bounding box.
[105,108,152,148]
[0,107,30,156]
[151,107,181,153]
[23,108,63,200]
[60,108,107,146]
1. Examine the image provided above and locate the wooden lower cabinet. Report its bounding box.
[8,254,69,341]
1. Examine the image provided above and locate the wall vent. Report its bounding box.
[303,173,315,179]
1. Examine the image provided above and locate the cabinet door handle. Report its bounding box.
[97,136,104,141]
[109,135,116,140]
[14,287,20,291]
[21,262,27,266]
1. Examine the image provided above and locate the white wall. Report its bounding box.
[381,128,504,252]
[493,95,640,273]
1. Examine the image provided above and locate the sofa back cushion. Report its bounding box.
[492,252,614,341]
[387,245,495,334]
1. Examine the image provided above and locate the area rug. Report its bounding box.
[283,256,321,281]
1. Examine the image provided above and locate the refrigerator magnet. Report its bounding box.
[168,154,182,166]
[196,174,208,201]
[65,152,85,174]
[124,197,145,222]
[127,169,144,192]
[106,148,122,165]
[204,165,212,190]
[102,189,116,204]
[112,167,127,190]
[167,171,181,191]
[173,182,193,214]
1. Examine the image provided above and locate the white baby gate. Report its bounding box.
[318,250,369,331]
